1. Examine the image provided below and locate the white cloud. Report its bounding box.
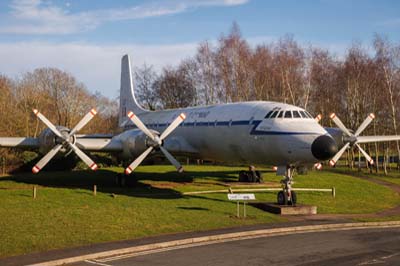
[0,0,249,35]
[0,41,198,98]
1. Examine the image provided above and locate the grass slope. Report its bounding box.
[0,165,399,257]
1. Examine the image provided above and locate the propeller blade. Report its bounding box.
[159,113,186,141]
[329,142,350,166]
[125,146,153,175]
[160,146,183,172]
[32,144,62,173]
[33,109,64,139]
[356,135,400,143]
[354,113,375,137]
[68,143,98,170]
[69,108,97,136]
[355,144,374,165]
[127,111,156,141]
[314,163,322,170]
[329,113,352,137]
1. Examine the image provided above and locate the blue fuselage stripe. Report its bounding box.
[122,119,320,136]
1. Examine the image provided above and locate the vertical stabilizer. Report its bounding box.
[119,54,147,126]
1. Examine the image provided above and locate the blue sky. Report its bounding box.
[0,0,399,98]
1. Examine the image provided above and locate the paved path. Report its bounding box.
[68,227,400,266]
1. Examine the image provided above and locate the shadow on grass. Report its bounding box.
[0,167,265,200]
[2,169,187,199]
[177,206,209,211]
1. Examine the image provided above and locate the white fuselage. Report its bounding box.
[120,101,328,166]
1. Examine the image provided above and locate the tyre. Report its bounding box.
[277,191,285,205]
[239,171,248,182]
[255,170,262,182]
[290,191,297,205]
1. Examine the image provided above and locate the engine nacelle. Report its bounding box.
[116,129,157,160]
[325,127,345,148]
[37,126,74,156]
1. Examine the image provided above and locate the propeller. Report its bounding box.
[125,111,186,175]
[328,113,375,166]
[32,108,98,173]
[314,163,323,170]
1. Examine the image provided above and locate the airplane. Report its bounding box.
[2,54,400,205]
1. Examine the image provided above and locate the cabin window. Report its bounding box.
[264,111,273,118]
[277,111,284,118]
[293,111,301,118]
[299,111,307,118]
[305,111,313,119]
[284,111,292,118]
[270,111,279,118]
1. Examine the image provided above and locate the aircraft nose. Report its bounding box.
[311,135,338,161]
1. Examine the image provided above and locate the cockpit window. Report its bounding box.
[284,111,292,118]
[270,110,279,118]
[299,111,307,118]
[293,111,301,118]
[277,111,284,118]
[264,110,273,118]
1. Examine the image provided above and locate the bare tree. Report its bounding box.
[154,66,196,109]
[308,48,342,125]
[0,76,21,136]
[252,44,276,101]
[274,35,307,106]
[373,35,400,169]
[195,41,221,105]
[134,64,159,110]
[215,22,252,102]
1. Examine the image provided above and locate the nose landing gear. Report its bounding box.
[277,166,297,206]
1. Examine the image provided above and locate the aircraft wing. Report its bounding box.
[1,135,198,156]
[0,136,124,153]
[0,137,39,149]
[75,137,123,152]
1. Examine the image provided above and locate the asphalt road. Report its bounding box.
[70,227,400,266]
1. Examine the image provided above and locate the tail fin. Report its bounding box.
[119,54,147,127]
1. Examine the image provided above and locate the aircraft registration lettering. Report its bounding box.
[189,111,210,119]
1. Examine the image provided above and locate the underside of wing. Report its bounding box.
[75,137,123,152]
[0,137,39,149]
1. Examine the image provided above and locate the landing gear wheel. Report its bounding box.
[289,191,297,206]
[277,191,285,205]
[238,171,248,182]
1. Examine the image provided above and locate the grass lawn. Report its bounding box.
[0,165,399,257]
[329,166,400,186]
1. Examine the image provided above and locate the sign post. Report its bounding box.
[227,193,256,218]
